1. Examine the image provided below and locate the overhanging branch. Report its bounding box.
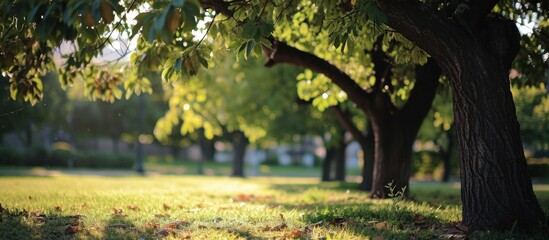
[262,40,373,114]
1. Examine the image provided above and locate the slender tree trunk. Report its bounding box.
[334,131,347,181]
[231,131,248,177]
[440,127,454,182]
[322,147,335,181]
[359,124,375,191]
[198,128,216,161]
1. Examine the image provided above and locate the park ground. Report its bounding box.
[0,168,548,239]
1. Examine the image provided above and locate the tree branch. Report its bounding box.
[376,0,471,77]
[330,105,369,146]
[262,40,373,114]
[398,58,441,135]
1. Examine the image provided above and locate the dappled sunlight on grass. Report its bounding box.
[0,176,548,239]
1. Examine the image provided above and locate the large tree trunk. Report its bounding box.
[451,22,544,230]
[455,58,544,230]
[376,2,546,230]
[231,131,248,177]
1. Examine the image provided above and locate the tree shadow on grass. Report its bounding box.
[0,205,87,240]
[102,215,141,240]
[280,200,452,240]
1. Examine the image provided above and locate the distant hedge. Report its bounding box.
[0,147,134,169]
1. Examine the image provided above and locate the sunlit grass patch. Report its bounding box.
[0,176,548,239]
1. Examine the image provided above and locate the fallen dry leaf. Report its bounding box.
[112,208,127,217]
[65,225,82,234]
[164,220,191,229]
[126,205,140,211]
[148,222,160,230]
[157,228,176,237]
[281,229,304,238]
[414,214,426,223]
[163,203,171,210]
[375,221,388,229]
[65,218,83,234]
[263,223,287,231]
[233,194,254,202]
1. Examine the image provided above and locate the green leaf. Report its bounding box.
[154,7,170,32]
[112,87,122,99]
[164,56,178,68]
[245,40,255,60]
[9,83,17,100]
[174,57,183,71]
[196,52,209,68]
[241,22,258,40]
[162,67,173,82]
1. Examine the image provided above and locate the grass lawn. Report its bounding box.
[0,175,548,239]
[143,160,363,177]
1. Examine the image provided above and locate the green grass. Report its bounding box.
[144,160,362,177]
[0,175,548,239]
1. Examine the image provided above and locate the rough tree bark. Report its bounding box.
[231,131,248,177]
[377,0,545,230]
